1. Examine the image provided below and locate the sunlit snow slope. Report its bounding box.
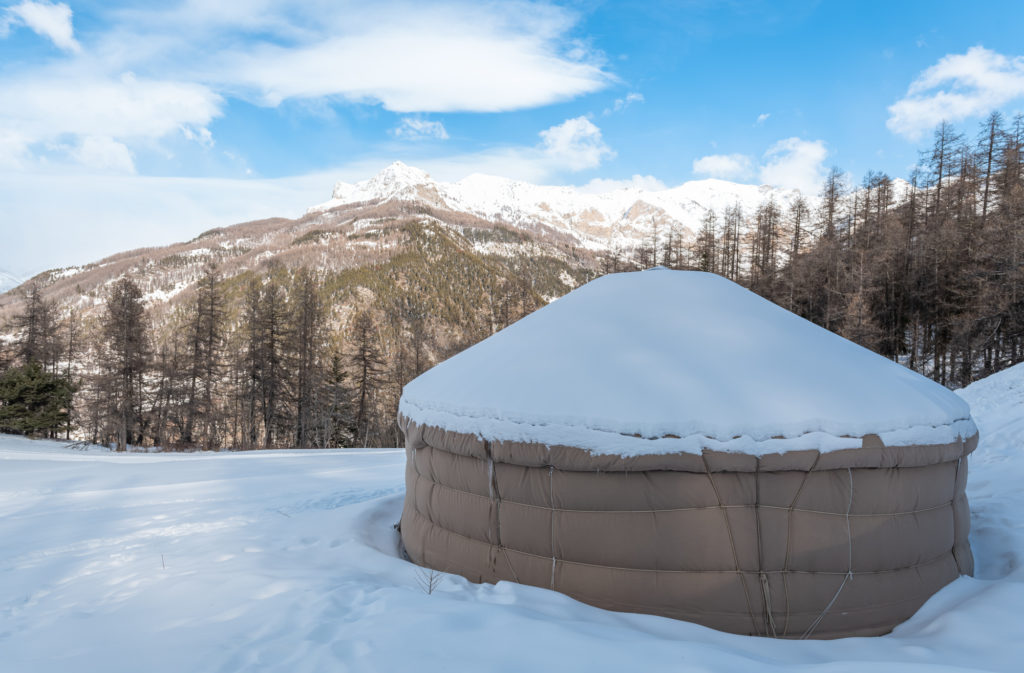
[312,160,811,250]
[0,363,1022,672]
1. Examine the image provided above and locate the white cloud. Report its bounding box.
[539,116,614,171]
[756,112,770,125]
[0,1,610,170]
[887,46,1024,140]
[392,118,449,141]
[759,137,827,193]
[692,140,828,192]
[197,2,610,112]
[1,0,79,52]
[0,130,29,169]
[417,116,616,181]
[692,153,753,180]
[4,72,221,138]
[578,174,666,193]
[0,70,222,168]
[68,136,135,173]
[181,125,214,148]
[604,91,643,115]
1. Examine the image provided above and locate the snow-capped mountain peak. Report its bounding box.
[314,163,814,252]
[330,161,437,204]
[371,160,433,186]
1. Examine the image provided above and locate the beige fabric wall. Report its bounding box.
[398,416,977,639]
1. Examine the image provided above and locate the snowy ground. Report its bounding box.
[1,367,1023,672]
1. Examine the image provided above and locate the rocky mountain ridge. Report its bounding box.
[0,163,823,330]
[313,161,810,251]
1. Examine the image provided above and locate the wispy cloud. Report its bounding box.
[208,5,610,112]
[887,46,1024,140]
[0,70,222,168]
[1,1,79,52]
[392,118,449,141]
[66,136,136,174]
[755,112,770,125]
[604,91,643,115]
[181,125,214,148]
[381,116,615,182]
[691,153,753,180]
[0,1,611,170]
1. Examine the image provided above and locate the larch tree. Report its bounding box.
[719,203,743,281]
[182,266,225,449]
[238,275,290,449]
[695,210,718,273]
[9,283,59,370]
[348,310,384,447]
[98,278,149,451]
[290,268,326,449]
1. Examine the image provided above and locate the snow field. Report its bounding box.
[0,362,1022,671]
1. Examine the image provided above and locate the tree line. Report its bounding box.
[0,267,392,450]
[1,115,1022,447]
[609,112,1024,388]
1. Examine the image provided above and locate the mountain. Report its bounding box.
[313,161,809,251]
[0,163,816,335]
[0,163,924,449]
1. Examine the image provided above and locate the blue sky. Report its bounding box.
[2,0,1024,276]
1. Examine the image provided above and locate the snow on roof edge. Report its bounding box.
[398,397,978,457]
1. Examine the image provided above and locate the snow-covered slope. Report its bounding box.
[0,363,1021,671]
[312,161,810,249]
[956,363,1024,583]
[401,269,974,455]
[3,161,829,326]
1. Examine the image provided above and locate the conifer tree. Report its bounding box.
[182,266,225,449]
[98,278,149,451]
[348,311,383,447]
[0,361,74,437]
[291,268,326,449]
[9,283,59,369]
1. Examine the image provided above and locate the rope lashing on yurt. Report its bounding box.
[702,454,759,635]
[549,465,556,590]
[800,467,855,639]
[754,461,779,637]
[781,451,821,636]
[952,454,968,574]
[484,440,520,584]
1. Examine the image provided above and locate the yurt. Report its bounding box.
[397,269,977,639]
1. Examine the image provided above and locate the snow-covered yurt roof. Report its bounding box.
[399,269,975,456]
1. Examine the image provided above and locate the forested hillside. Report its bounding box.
[0,217,591,449]
[1,114,1021,450]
